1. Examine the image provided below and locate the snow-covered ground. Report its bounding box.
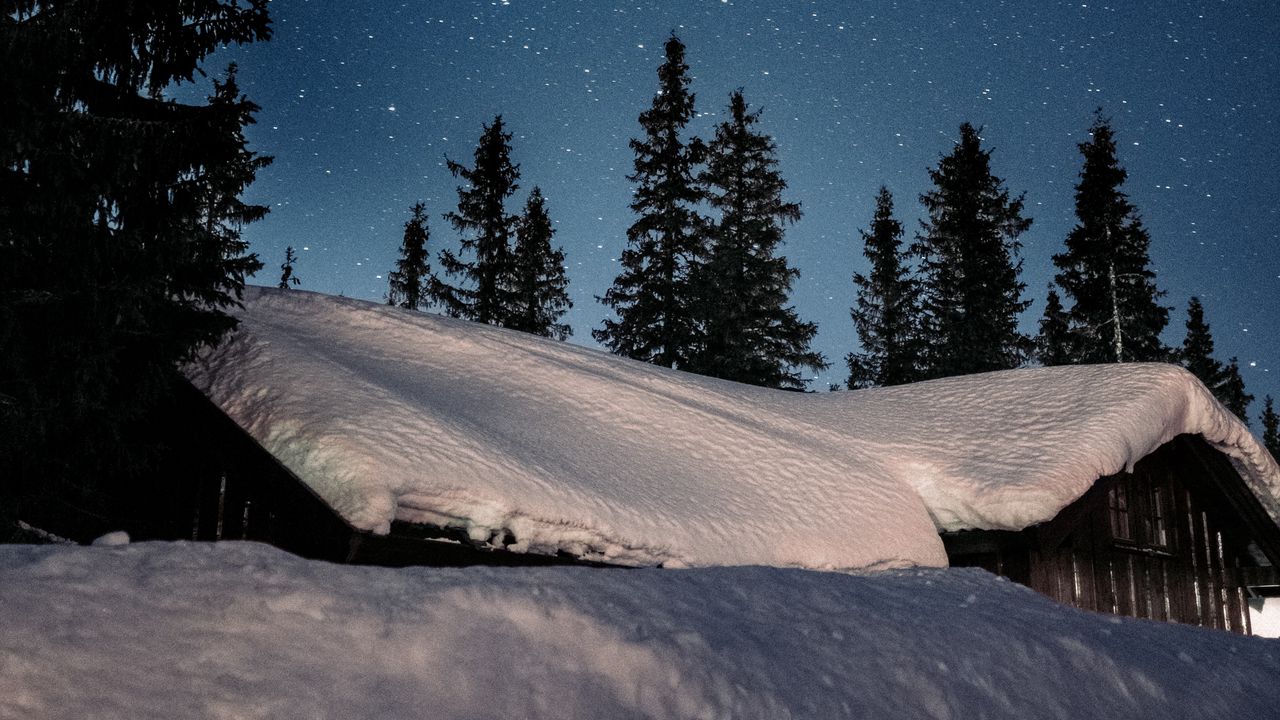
[1,541,1278,720]
[186,288,1280,570]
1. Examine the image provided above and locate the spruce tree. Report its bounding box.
[279,247,301,289]
[1036,286,1073,367]
[1262,396,1279,460]
[1178,297,1225,390]
[388,202,433,310]
[847,187,921,388]
[595,35,705,368]
[1219,357,1253,427]
[687,90,826,390]
[436,116,520,325]
[509,187,573,340]
[198,64,271,303]
[913,123,1032,379]
[1053,112,1169,363]
[1,1,271,526]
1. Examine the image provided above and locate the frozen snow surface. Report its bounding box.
[3,541,1280,720]
[800,360,1280,532]
[188,288,1280,568]
[188,288,946,570]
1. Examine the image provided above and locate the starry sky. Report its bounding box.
[192,0,1279,419]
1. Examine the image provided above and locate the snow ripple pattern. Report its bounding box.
[187,288,946,570]
[187,288,1280,568]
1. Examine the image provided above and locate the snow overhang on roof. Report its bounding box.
[803,361,1280,534]
[187,288,1280,570]
[186,288,947,571]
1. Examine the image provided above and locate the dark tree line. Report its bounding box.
[416,37,1263,416]
[386,36,824,389]
[1,1,272,530]
[846,111,1263,429]
[847,124,1031,388]
[386,117,573,340]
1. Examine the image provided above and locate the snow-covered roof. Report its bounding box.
[187,287,947,570]
[804,361,1280,533]
[187,287,1280,570]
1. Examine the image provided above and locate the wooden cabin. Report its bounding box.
[943,434,1280,634]
[25,289,1280,635]
[120,379,1280,634]
[30,375,1280,635]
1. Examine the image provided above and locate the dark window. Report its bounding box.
[1149,486,1168,548]
[1108,474,1173,551]
[1109,483,1132,541]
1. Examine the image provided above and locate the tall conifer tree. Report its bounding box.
[1262,396,1279,460]
[1220,357,1253,427]
[388,202,433,310]
[436,116,520,325]
[1,1,271,523]
[1178,297,1225,390]
[200,64,271,297]
[509,188,572,340]
[687,91,825,390]
[1036,286,1073,367]
[595,35,705,368]
[847,187,921,388]
[1053,112,1169,363]
[913,123,1032,379]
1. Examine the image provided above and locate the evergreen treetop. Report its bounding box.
[509,187,573,340]
[912,122,1032,379]
[1262,395,1279,460]
[388,202,433,310]
[1036,285,1073,367]
[436,115,521,326]
[1219,357,1254,427]
[1179,296,1225,390]
[847,186,921,389]
[1053,112,1169,363]
[199,64,271,304]
[594,34,706,368]
[687,90,825,390]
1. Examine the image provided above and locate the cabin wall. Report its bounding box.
[130,381,363,562]
[947,437,1269,634]
[117,381,606,569]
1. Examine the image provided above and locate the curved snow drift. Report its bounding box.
[187,288,1280,569]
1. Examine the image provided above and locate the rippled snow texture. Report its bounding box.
[3,541,1280,720]
[187,288,1280,568]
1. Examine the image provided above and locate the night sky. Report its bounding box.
[195,1,1279,418]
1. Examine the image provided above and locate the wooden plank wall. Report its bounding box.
[1026,448,1253,634]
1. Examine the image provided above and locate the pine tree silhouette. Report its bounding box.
[1178,297,1225,390]
[1053,111,1169,363]
[1261,396,1279,460]
[847,187,922,388]
[595,35,706,368]
[388,203,433,310]
[509,188,572,339]
[913,123,1032,379]
[435,116,520,325]
[1036,286,1073,367]
[687,90,826,390]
